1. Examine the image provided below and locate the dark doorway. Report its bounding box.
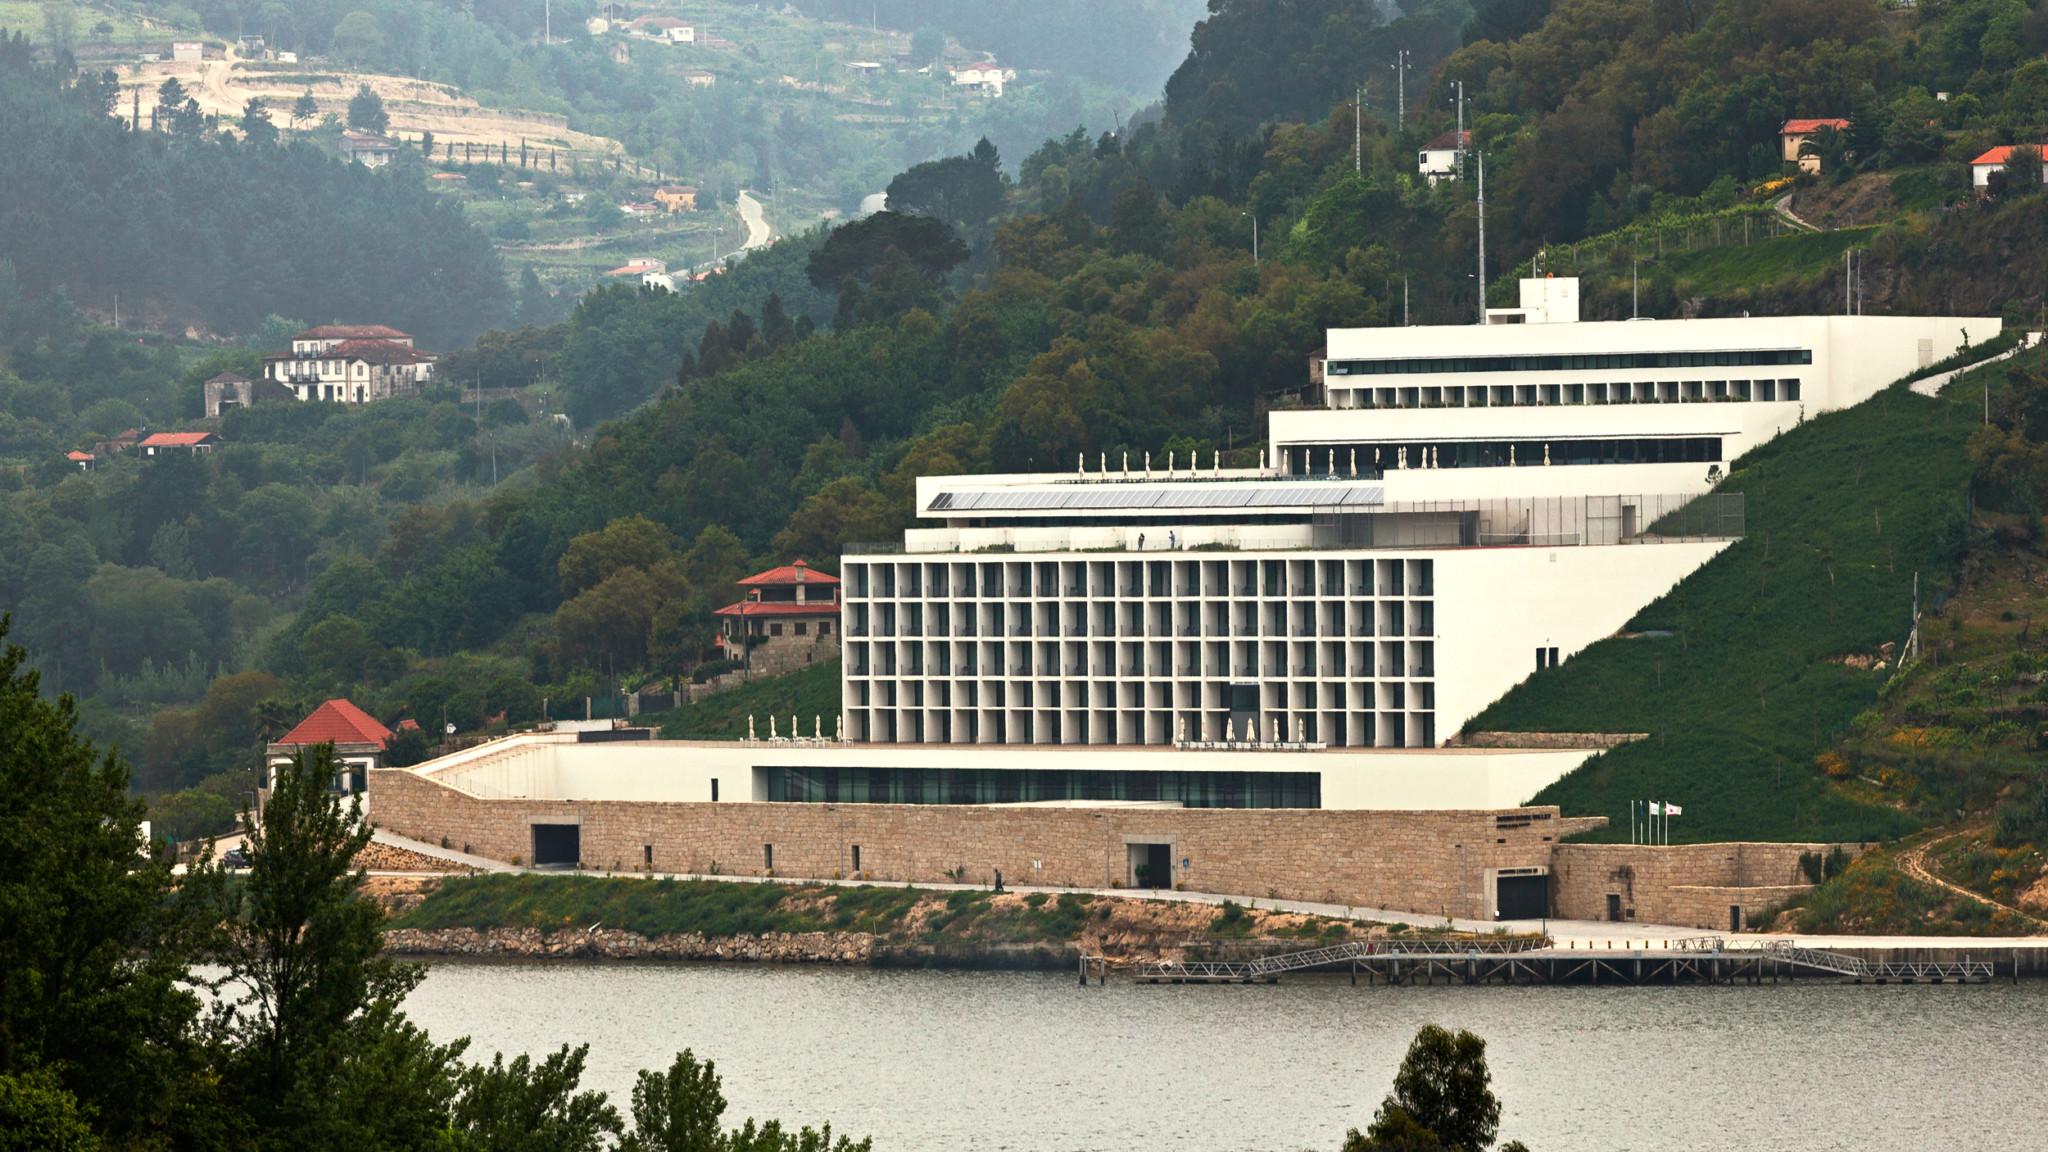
[1730,904,1743,932]
[1606,893,1623,922]
[1495,873,1548,920]
[531,823,580,867]
[1130,842,1171,889]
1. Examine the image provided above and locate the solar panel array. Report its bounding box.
[928,485,1384,512]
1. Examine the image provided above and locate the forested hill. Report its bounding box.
[1,0,2039,851]
[0,35,508,345]
[785,0,1208,91]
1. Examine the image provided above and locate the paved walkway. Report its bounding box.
[1909,331,2042,396]
[440,864,2048,952]
[1771,192,1822,234]
[373,829,519,873]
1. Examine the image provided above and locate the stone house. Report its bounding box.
[203,371,294,418]
[264,698,394,816]
[1779,117,1850,174]
[715,559,842,676]
[264,324,437,405]
[654,184,700,212]
[340,131,398,168]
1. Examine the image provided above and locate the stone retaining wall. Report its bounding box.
[1551,842,1857,928]
[371,768,1605,920]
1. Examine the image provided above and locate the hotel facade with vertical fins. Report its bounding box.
[365,280,1999,917]
[373,283,1997,848]
[829,279,1996,807]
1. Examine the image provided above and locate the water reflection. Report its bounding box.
[401,961,2041,1151]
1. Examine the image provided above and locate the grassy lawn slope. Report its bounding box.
[1472,359,2033,842]
[651,659,841,740]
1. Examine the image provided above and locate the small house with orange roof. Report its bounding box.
[265,698,394,810]
[139,431,220,457]
[1971,145,2048,191]
[714,559,841,675]
[1780,118,1850,173]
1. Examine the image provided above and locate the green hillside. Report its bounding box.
[1474,350,2045,843]
[654,659,842,740]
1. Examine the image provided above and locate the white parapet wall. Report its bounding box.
[407,731,1600,811]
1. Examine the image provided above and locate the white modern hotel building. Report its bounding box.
[398,281,1999,816]
[820,279,1998,806]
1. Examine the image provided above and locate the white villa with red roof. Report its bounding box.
[715,559,841,676]
[264,324,437,405]
[265,698,394,812]
[1417,129,1470,184]
[1971,144,2047,191]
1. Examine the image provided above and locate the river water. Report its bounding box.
[402,960,2043,1151]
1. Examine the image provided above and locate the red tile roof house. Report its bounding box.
[264,698,394,816]
[65,450,96,471]
[1780,117,1850,173]
[1970,145,2048,191]
[714,559,842,676]
[139,431,220,457]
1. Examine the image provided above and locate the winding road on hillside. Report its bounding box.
[1898,825,2048,930]
[736,190,774,253]
[1771,191,1823,233]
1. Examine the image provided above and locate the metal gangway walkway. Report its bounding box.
[1760,940,1994,984]
[1122,938,1546,984]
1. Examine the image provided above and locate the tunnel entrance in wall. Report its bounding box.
[1494,869,1549,920]
[532,823,581,868]
[1128,842,1171,889]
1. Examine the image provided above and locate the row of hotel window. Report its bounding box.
[839,668,1433,713]
[845,639,1437,680]
[1327,349,1814,375]
[761,766,1323,808]
[1288,437,1723,469]
[1330,378,1802,408]
[844,558,1433,600]
[842,708,1433,748]
[845,601,1435,641]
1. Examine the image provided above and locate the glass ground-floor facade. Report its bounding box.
[761,765,1321,808]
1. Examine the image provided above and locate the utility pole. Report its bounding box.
[1632,256,1639,319]
[1355,84,1362,174]
[1454,80,1466,176]
[544,0,550,44]
[1475,152,1487,324]
[1391,50,1408,128]
[1403,276,1410,326]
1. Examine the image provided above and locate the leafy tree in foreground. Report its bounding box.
[451,1044,621,1152]
[1342,1025,1523,1152]
[0,615,203,1142]
[622,1049,872,1152]
[204,744,431,1137]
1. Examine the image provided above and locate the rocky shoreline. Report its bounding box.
[383,925,1083,969]
[385,925,878,964]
